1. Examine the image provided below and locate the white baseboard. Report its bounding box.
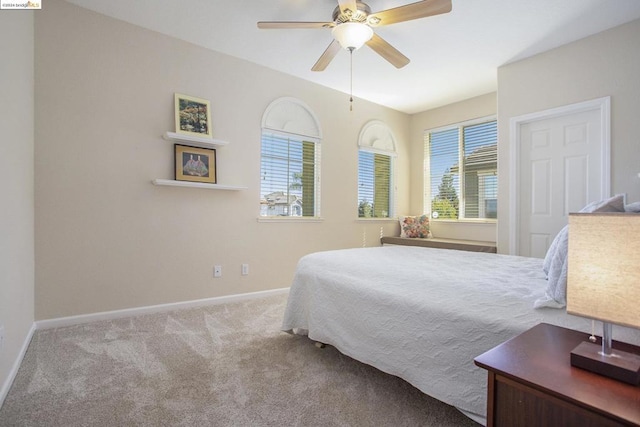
[0,323,36,411]
[35,288,290,330]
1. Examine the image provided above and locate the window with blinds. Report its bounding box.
[424,119,497,220]
[358,150,392,218]
[260,132,318,217]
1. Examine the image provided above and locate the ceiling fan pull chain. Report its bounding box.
[349,47,354,111]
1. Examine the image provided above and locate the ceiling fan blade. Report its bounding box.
[369,0,452,27]
[312,40,342,72]
[257,21,334,29]
[366,33,410,68]
[337,0,358,16]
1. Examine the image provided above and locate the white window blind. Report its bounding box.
[462,121,497,219]
[260,132,318,217]
[425,119,497,220]
[427,128,460,219]
[358,150,392,218]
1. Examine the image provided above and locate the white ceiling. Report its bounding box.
[65,0,640,114]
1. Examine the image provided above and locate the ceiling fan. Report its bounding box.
[257,0,452,71]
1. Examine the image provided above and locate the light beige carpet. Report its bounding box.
[0,293,480,426]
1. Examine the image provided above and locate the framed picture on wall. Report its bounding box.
[174,144,217,184]
[174,93,212,138]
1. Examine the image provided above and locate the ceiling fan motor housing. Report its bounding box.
[333,1,371,24]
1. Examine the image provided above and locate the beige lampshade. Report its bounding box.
[567,213,640,329]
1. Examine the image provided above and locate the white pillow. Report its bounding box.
[536,226,568,309]
[536,195,625,309]
[542,225,566,276]
[625,201,640,213]
[579,194,624,213]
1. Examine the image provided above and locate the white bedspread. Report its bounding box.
[282,246,640,423]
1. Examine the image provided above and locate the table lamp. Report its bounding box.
[567,212,640,385]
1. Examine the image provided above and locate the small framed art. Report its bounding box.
[175,93,212,138]
[175,144,216,184]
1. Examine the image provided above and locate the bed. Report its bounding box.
[281,245,640,425]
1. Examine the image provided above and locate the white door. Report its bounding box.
[513,99,610,257]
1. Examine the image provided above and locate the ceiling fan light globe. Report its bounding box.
[332,22,373,50]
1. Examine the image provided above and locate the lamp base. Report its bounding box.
[571,341,640,385]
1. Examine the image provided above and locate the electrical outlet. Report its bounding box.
[241,264,249,276]
[0,324,4,352]
[214,265,222,278]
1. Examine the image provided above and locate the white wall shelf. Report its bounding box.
[163,131,229,149]
[152,179,246,191]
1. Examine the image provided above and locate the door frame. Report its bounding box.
[508,96,611,255]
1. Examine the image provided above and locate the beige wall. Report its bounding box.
[409,92,497,242]
[497,18,640,253]
[29,2,640,319]
[0,12,35,398]
[34,0,410,320]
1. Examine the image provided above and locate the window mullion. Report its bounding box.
[286,139,291,216]
[458,127,465,220]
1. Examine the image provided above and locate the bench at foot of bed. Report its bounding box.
[380,236,497,253]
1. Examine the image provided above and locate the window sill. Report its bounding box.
[257,217,324,223]
[431,219,497,225]
[355,218,397,223]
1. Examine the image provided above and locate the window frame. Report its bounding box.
[258,97,323,223]
[357,120,397,222]
[423,115,497,223]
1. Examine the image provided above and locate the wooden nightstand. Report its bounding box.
[474,323,640,427]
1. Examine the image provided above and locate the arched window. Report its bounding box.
[260,98,321,218]
[358,120,397,218]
